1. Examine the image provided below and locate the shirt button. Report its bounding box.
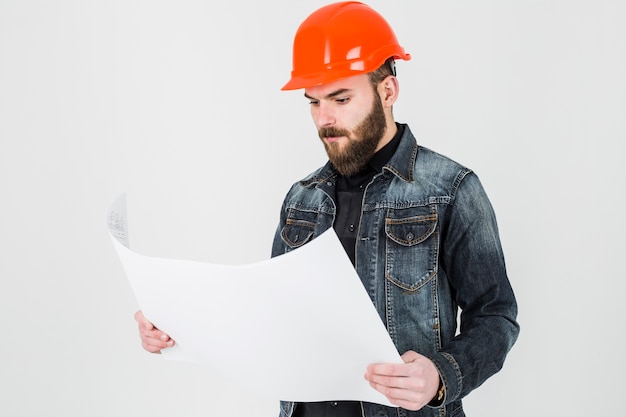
[349,224,355,232]
[330,402,338,407]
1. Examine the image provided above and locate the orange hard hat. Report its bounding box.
[281,1,411,90]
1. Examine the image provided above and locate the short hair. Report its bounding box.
[368,58,396,87]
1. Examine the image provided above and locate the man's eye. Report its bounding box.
[308,100,319,106]
[336,97,349,104]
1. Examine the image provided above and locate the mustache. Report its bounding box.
[318,127,349,140]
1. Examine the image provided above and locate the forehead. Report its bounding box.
[304,74,372,98]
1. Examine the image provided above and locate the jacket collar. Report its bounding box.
[382,123,418,183]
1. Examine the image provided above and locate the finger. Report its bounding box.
[367,350,423,377]
[367,362,410,378]
[386,396,425,412]
[139,331,175,351]
[134,310,148,324]
[139,327,175,345]
[368,381,425,411]
[142,337,174,349]
[366,370,410,390]
[368,381,422,406]
[138,324,165,338]
[135,311,156,332]
[139,329,164,343]
[365,363,431,392]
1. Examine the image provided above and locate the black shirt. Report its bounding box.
[334,123,404,265]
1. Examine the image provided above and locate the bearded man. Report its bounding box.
[136,3,519,417]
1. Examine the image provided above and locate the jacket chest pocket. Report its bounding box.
[384,206,438,292]
[280,208,319,250]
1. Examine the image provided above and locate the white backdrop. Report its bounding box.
[1,1,624,416]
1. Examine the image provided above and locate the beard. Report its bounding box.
[318,95,387,177]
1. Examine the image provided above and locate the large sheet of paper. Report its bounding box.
[107,194,402,406]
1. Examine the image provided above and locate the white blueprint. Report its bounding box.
[107,194,401,406]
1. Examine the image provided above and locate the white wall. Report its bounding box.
[1,1,624,416]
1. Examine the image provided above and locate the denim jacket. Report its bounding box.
[271,125,519,417]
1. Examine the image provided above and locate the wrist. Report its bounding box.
[428,378,445,407]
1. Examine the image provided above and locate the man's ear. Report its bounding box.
[378,75,400,108]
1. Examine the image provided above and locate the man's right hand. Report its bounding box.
[134,310,175,353]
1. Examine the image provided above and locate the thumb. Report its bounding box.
[400,350,422,363]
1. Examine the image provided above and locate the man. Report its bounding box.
[135,2,519,416]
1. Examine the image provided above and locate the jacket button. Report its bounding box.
[406,232,414,240]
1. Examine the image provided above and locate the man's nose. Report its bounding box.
[315,103,335,127]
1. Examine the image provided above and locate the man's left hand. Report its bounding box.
[364,350,441,411]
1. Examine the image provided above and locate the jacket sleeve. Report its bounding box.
[271,185,295,259]
[431,171,520,404]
